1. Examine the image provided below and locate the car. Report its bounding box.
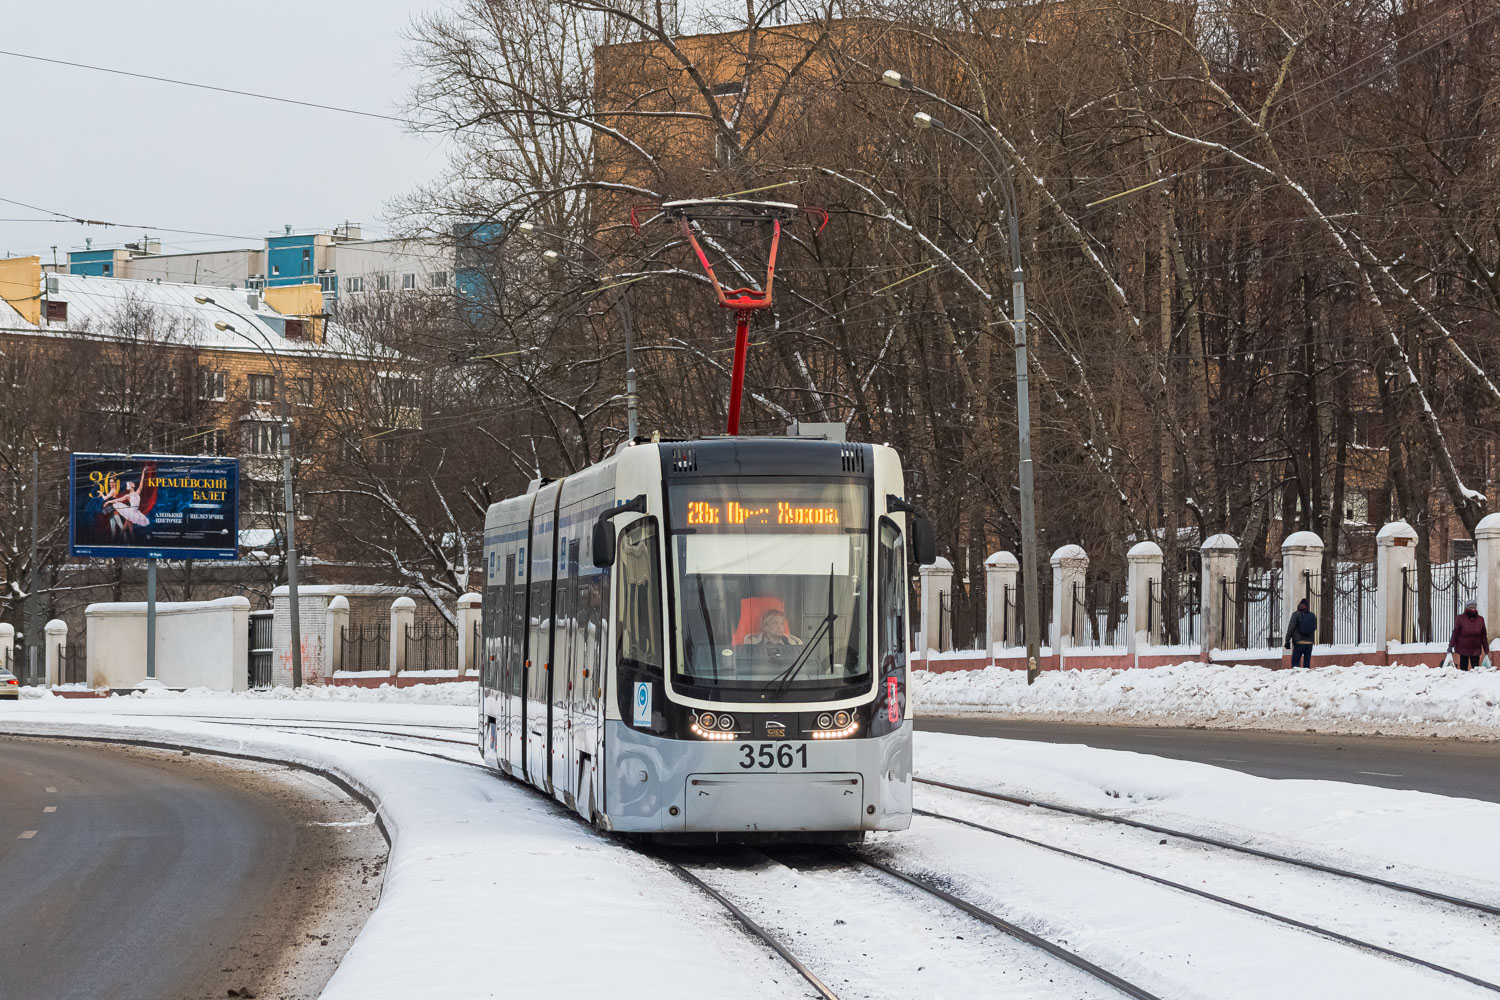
[0,667,19,698]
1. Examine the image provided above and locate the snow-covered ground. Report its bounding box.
[914,660,1500,737]
[5,684,1499,998]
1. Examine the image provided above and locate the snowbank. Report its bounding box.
[914,660,1500,735]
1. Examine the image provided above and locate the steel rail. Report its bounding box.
[840,849,1164,1000]
[657,858,840,1000]
[917,776,1500,918]
[917,807,1500,994]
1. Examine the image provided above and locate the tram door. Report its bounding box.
[562,539,581,806]
[499,553,516,767]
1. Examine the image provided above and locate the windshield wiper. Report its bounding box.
[763,564,838,696]
[696,575,719,683]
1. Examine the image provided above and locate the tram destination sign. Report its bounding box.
[675,482,863,533]
[69,453,240,560]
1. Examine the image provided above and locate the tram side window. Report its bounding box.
[878,519,907,665]
[616,518,664,677]
[506,553,525,697]
[482,571,501,690]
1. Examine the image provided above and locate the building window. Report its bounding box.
[376,435,405,465]
[272,265,281,276]
[191,428,227,455]
[319,274,338,293]
[284,319,306,340]
[45,300,68,323]
[402,273,417,290]
[247,421,280,456]
[248,373,276,403]
[293,377,313,406]
[710,81,744,97]
[302,248,311,261]
[248,276,265,291]
[379,375,418,411]
[377,275,390,291]
[1344,490,1368,525]
[199,369,227,401]
[346,275,364,293]
[427,271,448,288]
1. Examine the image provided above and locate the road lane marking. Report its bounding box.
[18,830,36,839]
[45,787,56,793]
[1358,771,1404,777]
[43,806,56,813]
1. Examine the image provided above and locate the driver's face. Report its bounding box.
[762,611,787,634]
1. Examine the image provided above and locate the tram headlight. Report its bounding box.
[699,712,718,730]
[816,712,833,730]
[834,710,851,728]
[717,713,735,731]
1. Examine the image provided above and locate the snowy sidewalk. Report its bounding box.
[914,660,1500,737]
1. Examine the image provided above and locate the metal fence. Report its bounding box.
[1401,559,1478,643]
[1148,574,1200,645]
[59,640,86,685]
[1329,563,1377,645]
[342,623,390,672]
[1071,579,1126,647]
[1236,567,1283,649]
[249,610,274,688]
[405,619,457,671]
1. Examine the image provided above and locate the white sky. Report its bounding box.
[0,1,446,262]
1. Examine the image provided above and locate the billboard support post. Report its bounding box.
[145,558,157,681]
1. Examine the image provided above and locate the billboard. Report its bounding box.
[70,453,240,560]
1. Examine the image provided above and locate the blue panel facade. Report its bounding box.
[266,234,318,287]
[453,221,506,303]
[69,249,117,277]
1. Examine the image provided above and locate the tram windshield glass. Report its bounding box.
[668,480,870,701]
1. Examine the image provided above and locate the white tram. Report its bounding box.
[477,437,935,837]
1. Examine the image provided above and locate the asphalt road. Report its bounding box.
[916,718,1500,804]
[0,739,317,1000]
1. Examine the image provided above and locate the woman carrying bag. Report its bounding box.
[1447,600,1489,671]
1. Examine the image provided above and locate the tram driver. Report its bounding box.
[742,606,804,646]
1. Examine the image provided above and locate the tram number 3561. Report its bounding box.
[739,743,809,769]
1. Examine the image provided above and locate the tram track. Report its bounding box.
[915,775,1500,918]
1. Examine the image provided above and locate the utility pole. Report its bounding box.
[25,447,38,682]
[282,400,303,688]
[620,288,639,440]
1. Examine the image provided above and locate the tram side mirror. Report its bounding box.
[592,520,617,568]
[592,493,648,569]
[912,514,937,566]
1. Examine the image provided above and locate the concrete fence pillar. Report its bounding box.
[325,595,350,674]
[0,622,12,673]
[44,619,66,687]
[1281,531,1325,640]
[457,593,482,677]
[1200,534,1240,652]
[1126,541,1164,652]
[1050,545,1089,650]
[918,556,953,653]
[1375,520,1418,645]
[390,596,416,675]
[985,551,1019,656]
[1475,514,1500,636]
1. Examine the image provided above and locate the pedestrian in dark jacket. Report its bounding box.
[1285,598,1317,669]
[1447,600,1489,671]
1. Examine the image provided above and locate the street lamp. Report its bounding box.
[516,225,640,440]
[884,68,1043,685]
[196,295,304,689]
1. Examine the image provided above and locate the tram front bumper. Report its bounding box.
[685,771,864,832]
[604,721,911,834]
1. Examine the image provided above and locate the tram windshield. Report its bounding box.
[668,480,870,701]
